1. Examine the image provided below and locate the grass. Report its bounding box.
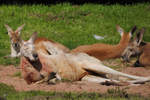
[12,71,21,78]
[0,83,148,100]
[0,3,150,65]
[0,3,150,100]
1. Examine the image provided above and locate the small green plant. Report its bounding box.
[107,87,128,98]
[0,83,148,100]
[61,78,72,82]
[12,71,21,78]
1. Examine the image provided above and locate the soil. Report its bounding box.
[0,65,150,97]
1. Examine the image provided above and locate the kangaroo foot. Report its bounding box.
[134,60,143,67]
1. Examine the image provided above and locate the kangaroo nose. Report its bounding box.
[121,55,125,60]
[14,43,19,47]
[121,55,129,62]
[33,53,38,59]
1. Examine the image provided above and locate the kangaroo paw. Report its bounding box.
[33,76,48,85]
[101,81,129,86]
[134,60,143,67]
[34,72,58,85]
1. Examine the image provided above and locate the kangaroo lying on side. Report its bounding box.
[71,25,137,61]
[20,32,70,84]
[122,28,150,67]
[4,24,25,58]
[20,32,150,85]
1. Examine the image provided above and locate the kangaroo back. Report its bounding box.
[20,32,150,85]
[72,25,136,60]
[137,43,150,66]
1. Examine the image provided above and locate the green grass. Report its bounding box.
[12,71,21,78]
[0,83,148,100]
[0,3,150,65]
[0,3,150,100]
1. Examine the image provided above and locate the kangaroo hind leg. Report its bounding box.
[81,75,129,86]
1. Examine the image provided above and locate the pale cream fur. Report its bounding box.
[20,32,150,85]
[36,41,150,85]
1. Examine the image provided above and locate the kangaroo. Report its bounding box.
[20,32,150,85]
[4,24,25,58]
[71,25,137,61]
[122,28,150,67]
[20,32,69,84]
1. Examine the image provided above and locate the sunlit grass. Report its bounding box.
[0,3,149,65]
[0,83,148,100]
[0,3,150,99]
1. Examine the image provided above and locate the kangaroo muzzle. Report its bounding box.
[121,55,129,62]
[32,53,38,60]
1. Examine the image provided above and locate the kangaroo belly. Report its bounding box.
[38,53,87,81]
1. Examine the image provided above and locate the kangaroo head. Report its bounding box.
[20,32,38,61]
[121,28,145,62]
[5,24,25,53]
[116,25,137,45]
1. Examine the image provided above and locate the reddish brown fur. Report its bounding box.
[122,28,150,67]
[72,32,131,61]
[10,32,21,43]
[21,33,150,85]
[21,57,43,84]
[138,43,150,66]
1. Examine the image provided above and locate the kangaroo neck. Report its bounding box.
[26,57,42,71]
[117,35,130,49]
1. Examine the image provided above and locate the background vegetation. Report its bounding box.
[0,3,150,65]
[1,0,150,5]
[0,83,148,100]
[0,2,150,100]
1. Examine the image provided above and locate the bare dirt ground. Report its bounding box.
[0,64,150,97]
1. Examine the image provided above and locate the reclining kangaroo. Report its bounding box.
[20,32,70,84]
[122,28,150,67]
[71,25,137,61]
[4,24,25,58]
[20,32,150,85]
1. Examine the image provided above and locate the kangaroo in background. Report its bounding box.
[4,24,25,58]
[71,25,137,61]
[20,32,150,85]
[122,28,150,67]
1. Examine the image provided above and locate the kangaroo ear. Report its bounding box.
[28,32,38,43]
[15,24,25,35]
[116,25,124,36]
[129,25,137,36]
[135,28,145,46]
[4,24,13,36]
